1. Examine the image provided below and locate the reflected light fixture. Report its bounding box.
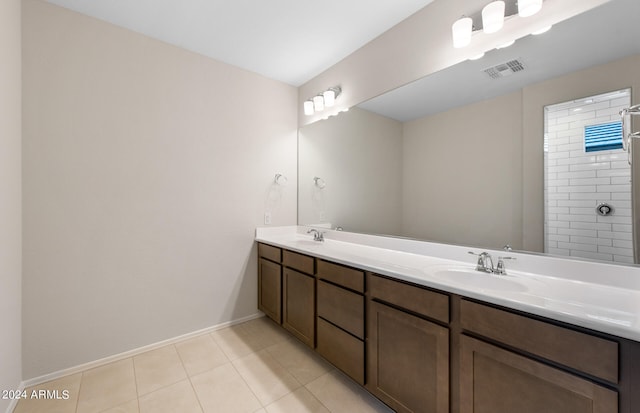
[304,86,342,116]
[518,0,543,17]
[452,17,473,48]
[482,1,505,34]
[451,0,547,51]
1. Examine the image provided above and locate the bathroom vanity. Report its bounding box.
[256,226,640,413]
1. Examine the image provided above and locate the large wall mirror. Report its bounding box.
[298,0,640,265]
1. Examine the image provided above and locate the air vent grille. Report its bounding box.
[483,59,525,79]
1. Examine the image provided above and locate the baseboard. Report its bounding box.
[4,386,23,413]
[20,312,264,390]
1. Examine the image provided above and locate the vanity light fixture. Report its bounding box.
[304,86,342,116]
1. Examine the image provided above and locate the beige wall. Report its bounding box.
[22,0,297,379]
[403,92,523,249]
[0,0,22,407]
[299,108,403,234]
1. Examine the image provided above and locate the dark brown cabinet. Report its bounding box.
[368,300,449,413]
[282,249,315,347]
[258,257,281,323]
[282,267,315,347]
[459,335,617,413]
[367,274,450,413]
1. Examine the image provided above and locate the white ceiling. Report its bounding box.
[46,0,435,86]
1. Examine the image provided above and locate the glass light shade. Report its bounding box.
[313,95,324,112]
[496,39,515,49]
[303,100,314,116]
[452,17,473,48]
[518,0,542,17]
[482,1,505,34]
[323,89,336,107]
[532,25,552,35]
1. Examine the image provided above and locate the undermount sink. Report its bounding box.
[429,267,529,292]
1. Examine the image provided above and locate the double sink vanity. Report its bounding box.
[255,226,640,413]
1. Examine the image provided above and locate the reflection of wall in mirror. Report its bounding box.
[403,91,523,249]
[298,108,403,234]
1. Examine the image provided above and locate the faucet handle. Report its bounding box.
[495,256,516,275]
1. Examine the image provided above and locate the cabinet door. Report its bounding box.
[282,268,315,347]
[367,301,449,413]
[258,258,281,324]
[460,335,618,413]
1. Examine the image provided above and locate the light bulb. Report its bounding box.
[303,100,314,116]
[452,17,473,48]
[482,1,505,34]
[323,89,336,107]
[518,0,542,17]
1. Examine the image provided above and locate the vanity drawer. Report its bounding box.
[317,317,364,385]
[258,243,281,263]
[283,249,314,274]
[317,260,364,293]
[368,274,449,324]
[317,280,364,339]
[460,299,619,383]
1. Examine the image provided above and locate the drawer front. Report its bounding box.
[283,249,314,274]
[368,274,449,324]
[258,243,281,263]
[317,260,364,293]
[460,300,619,383]
[317,280,364,339]
[317,317,364,385]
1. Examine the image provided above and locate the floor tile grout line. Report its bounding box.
[174,341,206,413]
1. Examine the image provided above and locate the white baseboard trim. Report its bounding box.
[20,312,264,390]
[4,385,24,413]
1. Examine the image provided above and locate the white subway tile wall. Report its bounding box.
[544,90,633,264]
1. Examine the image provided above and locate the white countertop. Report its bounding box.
[256,226,640,342]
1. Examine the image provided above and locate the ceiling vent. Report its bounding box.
[483,59,525,79]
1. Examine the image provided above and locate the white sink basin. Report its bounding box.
[429,267,529,292]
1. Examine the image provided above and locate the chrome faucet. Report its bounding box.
[468,251,494,273]
[307,229,325,242]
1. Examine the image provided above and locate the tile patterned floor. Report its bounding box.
[14,317,394,413]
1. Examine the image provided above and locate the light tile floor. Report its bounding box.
[14,317,394,413]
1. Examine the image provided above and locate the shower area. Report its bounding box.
[544,89,634,264]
